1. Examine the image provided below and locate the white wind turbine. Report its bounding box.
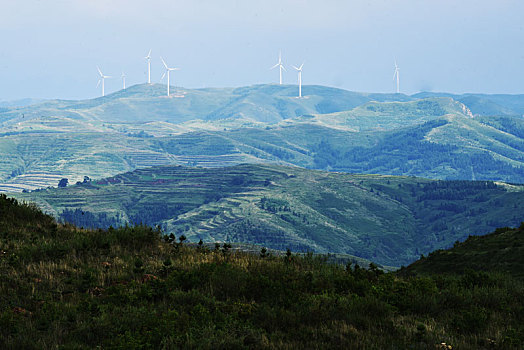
[96,66,111,97]
[292,63,304,98]
[121,71,126,90]
[145,49,152,84]
[393,61,400,93]
[270,51,286,84]
[160,57,180,97]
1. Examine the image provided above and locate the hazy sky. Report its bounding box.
[1,0,523,99]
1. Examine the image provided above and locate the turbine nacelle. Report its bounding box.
[292,63,304,72]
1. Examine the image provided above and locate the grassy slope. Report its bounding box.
[2,194,524,349]
[15,164,524,267]
[404,224,524,279]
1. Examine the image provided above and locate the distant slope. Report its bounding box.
[309,116,524,182]
[1,112,523,192]
[413,92,524,116]
[284,96,472,131]
[0,83,414,130]
[404,224,524,278]
[1,84,523,191]
[15,164,524,266]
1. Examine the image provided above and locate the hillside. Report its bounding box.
[1,84,523,192]
[15,164,524,266]
[404,224,524,278]
[2,193,524,349]
[0,83,414,130]
[2,114,524,192]
[413,92,524,116]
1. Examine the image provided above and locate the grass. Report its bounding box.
[1,194,524,349]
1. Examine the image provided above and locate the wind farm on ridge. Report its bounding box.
[96,49,401,98]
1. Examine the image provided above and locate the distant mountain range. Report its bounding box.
[0,84,523,192]
[14,164,524,266]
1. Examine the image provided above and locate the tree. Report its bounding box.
[58,178,68,188]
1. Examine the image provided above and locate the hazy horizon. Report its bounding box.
[1,0,523,100]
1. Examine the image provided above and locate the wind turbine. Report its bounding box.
[292,63,304,98]
[393,61,400,93]
[121,71,126,90]
[270,51,286,84]
[96,66,111,97]
[145,49,152,84]
[160,57,180,97]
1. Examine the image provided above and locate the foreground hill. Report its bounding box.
[15,164,524,266]
[1,194,523,349]
[404,224,524,278]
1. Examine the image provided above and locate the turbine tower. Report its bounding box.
[145,49,152,84]
[393,61,400,93]
[160,56,180,97]
[270,51,286,84]
[292,63,304,98]
[96,66,111,97]
[121,71,126,90]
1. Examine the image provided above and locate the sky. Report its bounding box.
[1,0,523,100]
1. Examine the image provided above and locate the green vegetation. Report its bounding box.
[1,85,523,192]
[15,164,524,266]
[1,194,524,349]
[404,223,524,279]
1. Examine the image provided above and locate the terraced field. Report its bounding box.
[15,164,524,266]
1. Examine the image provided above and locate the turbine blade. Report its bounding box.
[281,65,286,71]
[292,65,299,70]
[161,71,166,80]
[160,57,168,69]
[97,80,101,88]
[299,63,304,70]
[97,66,103,76]
[148,49,152,57]
[270,63,279,70]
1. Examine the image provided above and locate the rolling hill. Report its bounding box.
[1,84,523,192]
[0,83,415,130]
[14,164,524,267]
